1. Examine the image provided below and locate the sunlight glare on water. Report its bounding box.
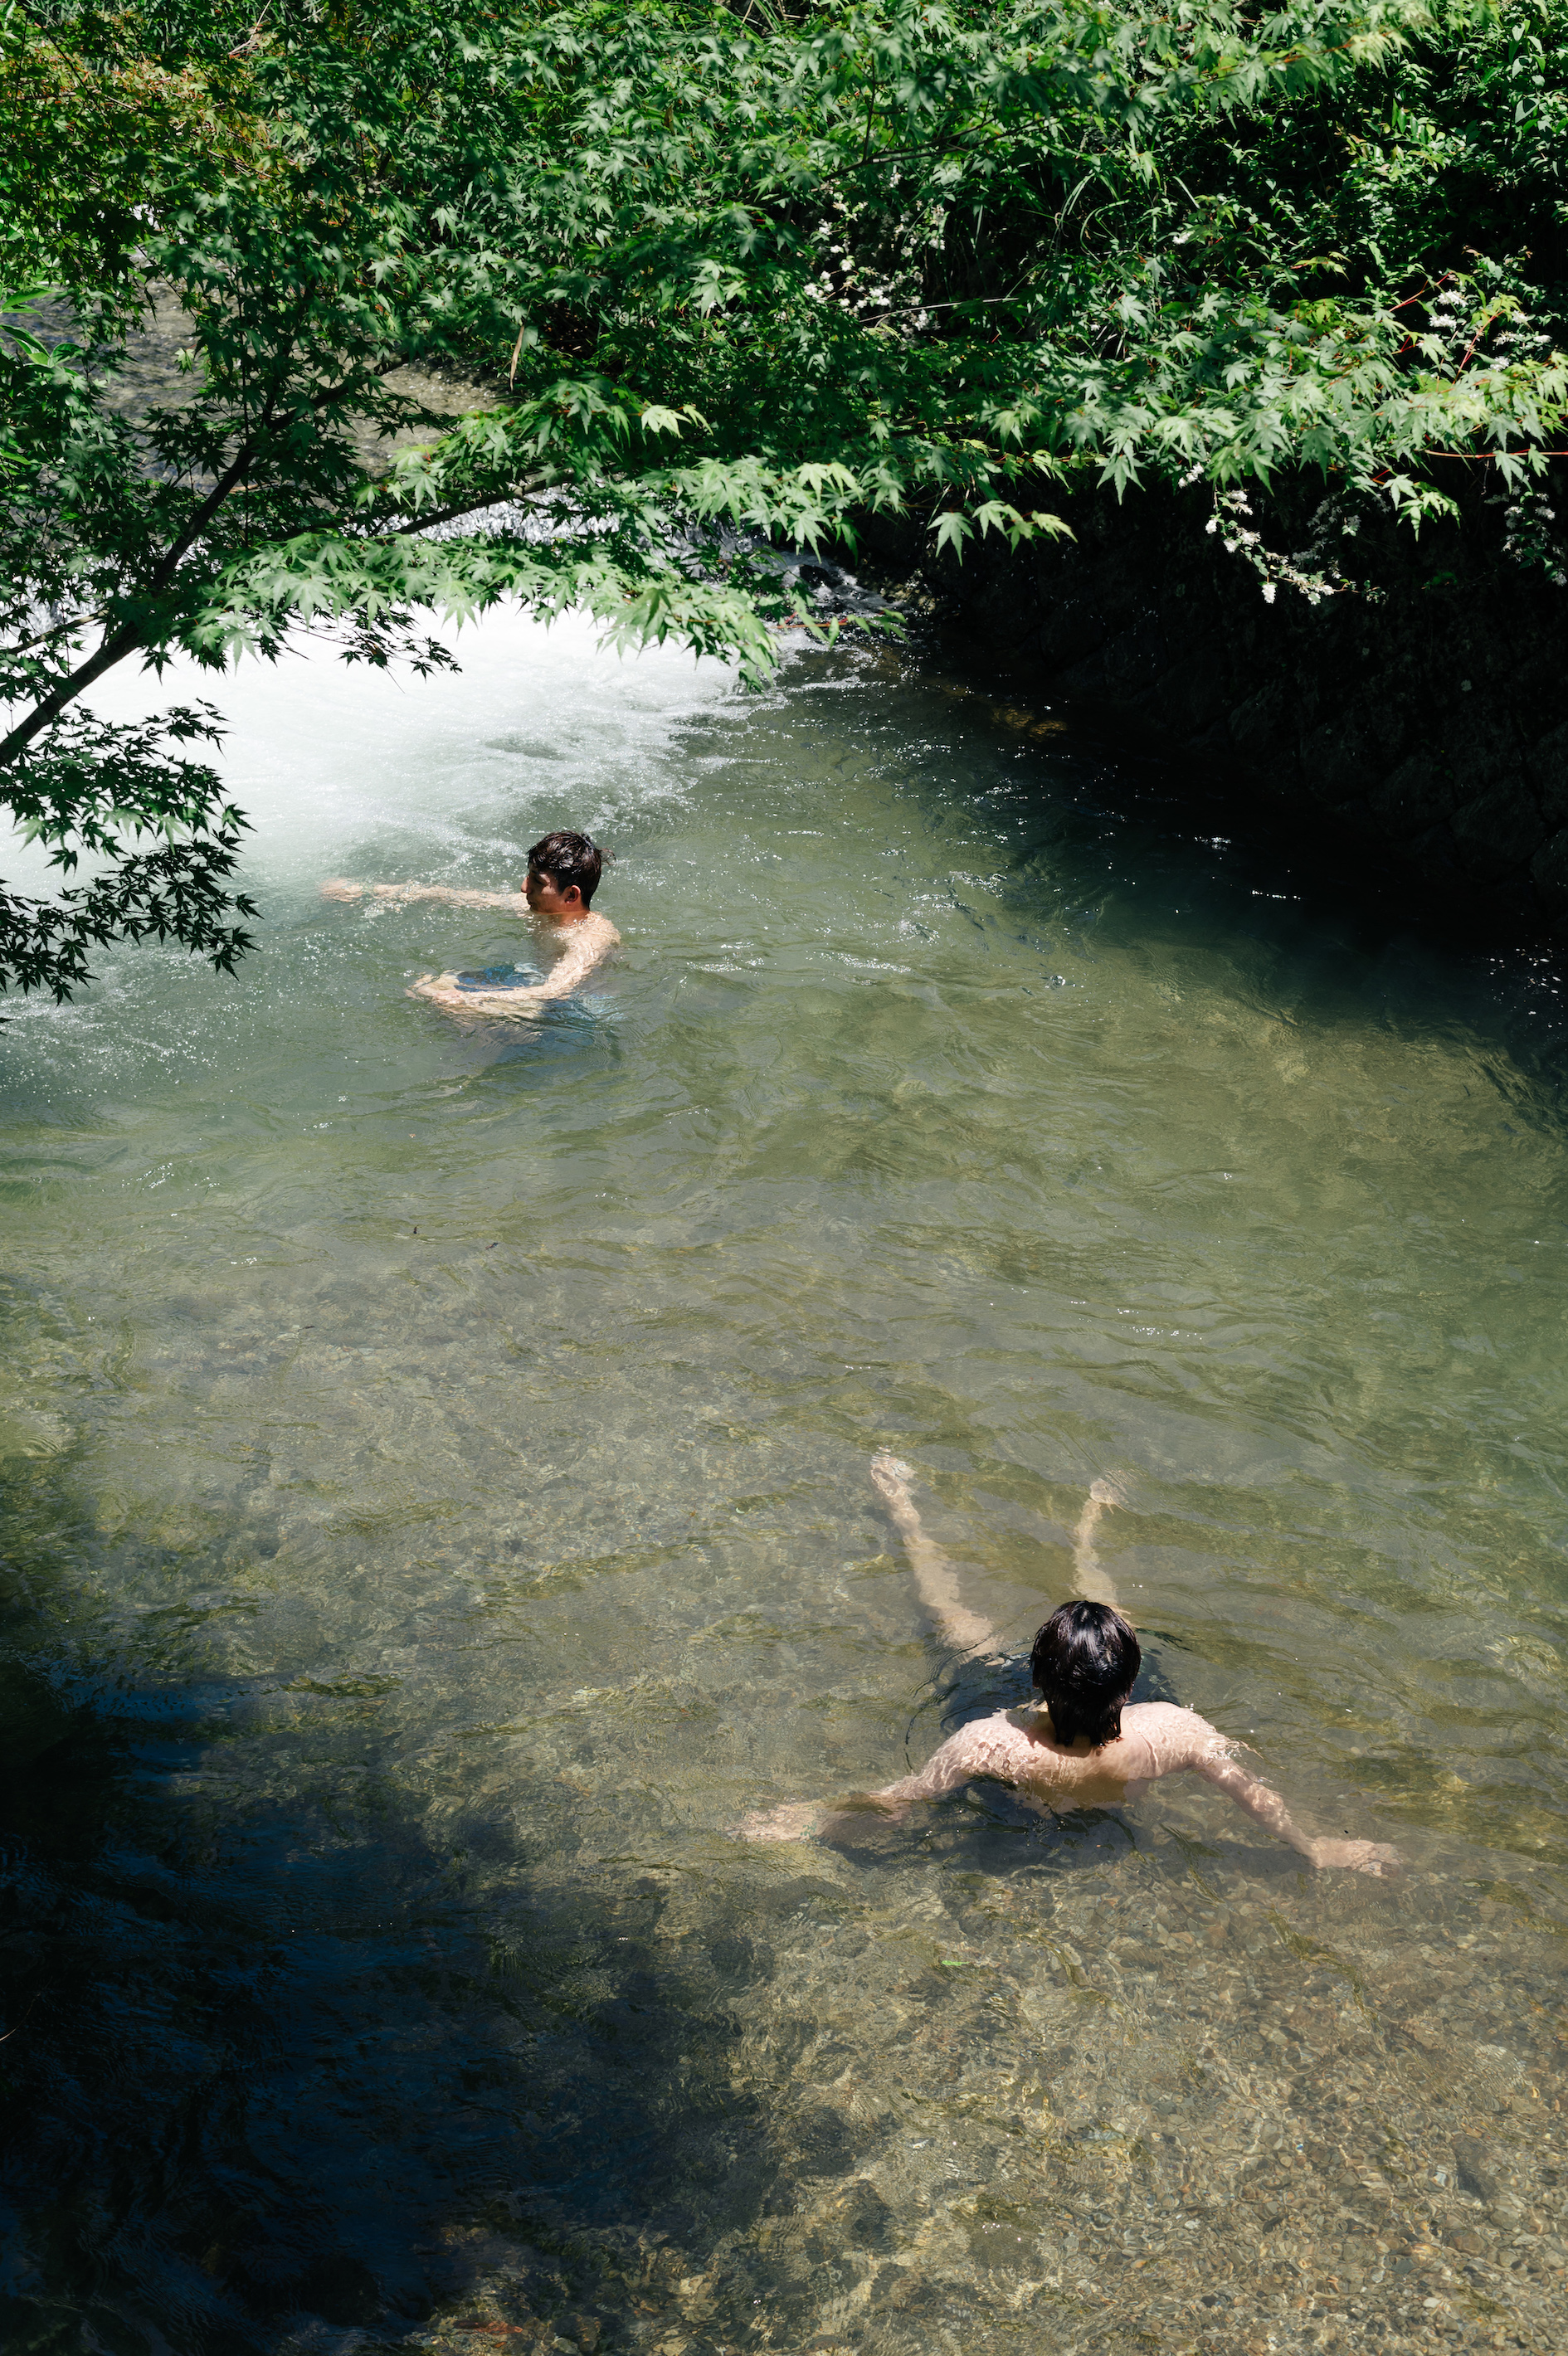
[2,610,1566,2356]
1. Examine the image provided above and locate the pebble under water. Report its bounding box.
[1,616,1566,2356]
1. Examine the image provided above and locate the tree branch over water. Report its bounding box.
[2,0,1566,996]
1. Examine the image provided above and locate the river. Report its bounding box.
[2,612,1565,2355]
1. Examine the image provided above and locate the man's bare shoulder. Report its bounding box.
[1122,1700,1211,1731]
[550,911,618,956]
[1119,1701,1228,1768]
[924,1712,1042,1783]
[955,1711,1121,1790]
[960,1710,1040,1758]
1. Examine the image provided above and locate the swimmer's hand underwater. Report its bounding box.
[407,914,618,1020]
[737,1458,1402,1880]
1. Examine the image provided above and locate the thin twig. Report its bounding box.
[0,1992,41,2044]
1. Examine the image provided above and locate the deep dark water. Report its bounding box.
[0,1627,790,2354]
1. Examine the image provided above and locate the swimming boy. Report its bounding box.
[320,830,619,1017]
[739,1454,1400,1877]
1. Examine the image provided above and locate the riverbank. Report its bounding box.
[857,478,1568,939]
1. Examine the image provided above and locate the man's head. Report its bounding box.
[524,830,602,915]
[1030,1600,1142,1748]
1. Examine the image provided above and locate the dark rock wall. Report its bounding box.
[864,482,1568,931]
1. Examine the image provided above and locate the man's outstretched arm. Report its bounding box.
[321,879,519,908]
[1185,1735,1401,1877]
[736,1726,982,1843]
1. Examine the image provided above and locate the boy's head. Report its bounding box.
[1030,1600,1141,1749]
[525,830,602,913]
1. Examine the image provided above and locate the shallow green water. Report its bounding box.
[2,616,1567,2356]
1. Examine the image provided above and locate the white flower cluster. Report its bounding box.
[1499,487,1567,587]
[806,195,942,335]
[1201,487,1363,606]
[1426,269,1554,375]
[1423,270,1565,584]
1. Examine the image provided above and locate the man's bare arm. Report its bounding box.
[516,917,620,999]
[1188,1740,1400,1877]
[736,1727,981,1843]
[407,917,621,1020]
[868,1726,990,1811]
[321,879,519,908]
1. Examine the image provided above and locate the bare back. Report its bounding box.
[914,1697,1225,1808]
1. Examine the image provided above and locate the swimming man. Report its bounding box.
[321,830,619,1017]
[739,1454,1400,1877]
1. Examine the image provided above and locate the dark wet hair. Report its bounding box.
[1030,1601,1142,1749]
[527,830,603,907]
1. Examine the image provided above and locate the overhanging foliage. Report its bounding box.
[2,0,1566,995]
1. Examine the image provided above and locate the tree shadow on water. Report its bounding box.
[0,1639,791,2356]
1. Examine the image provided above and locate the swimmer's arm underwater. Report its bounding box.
[407,913,621,1019]
[1178,1730,1400,1876]
[321,879,521,909]
[734,1738,977,1847]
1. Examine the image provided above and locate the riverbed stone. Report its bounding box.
[1454,2138,1503,2203]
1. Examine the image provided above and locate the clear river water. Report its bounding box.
[2,614,1566,2356]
